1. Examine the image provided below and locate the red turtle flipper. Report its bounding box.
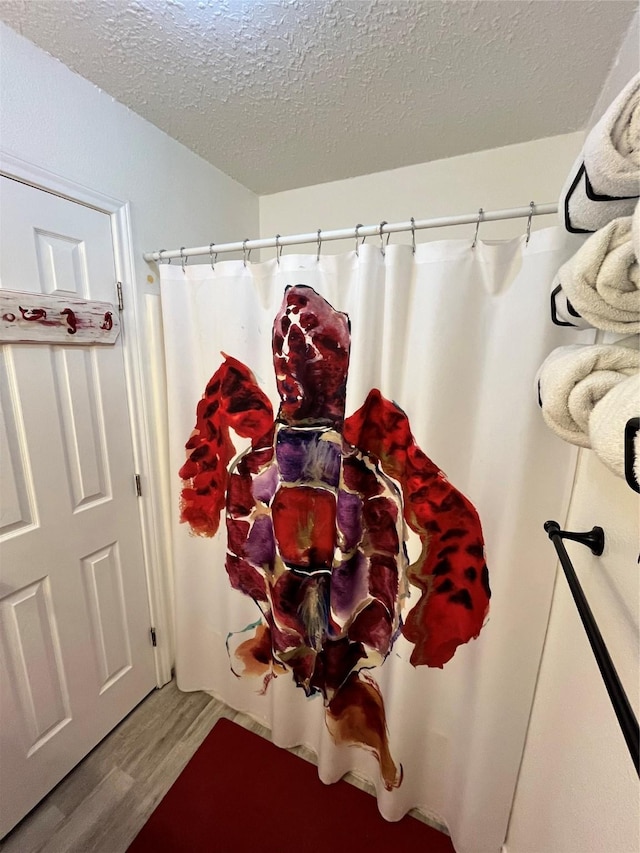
[344,389,490,668]
[179,354,274,537]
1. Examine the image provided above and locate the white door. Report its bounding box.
[0,177,157,837]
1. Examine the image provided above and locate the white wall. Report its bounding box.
[0,24,257,256]
[506,15,639,853]
[260,132,585,254]
[0,23,259,668]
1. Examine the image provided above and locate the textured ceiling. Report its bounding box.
[0,0,636,194]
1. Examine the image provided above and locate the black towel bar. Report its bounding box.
[544,521,639,777]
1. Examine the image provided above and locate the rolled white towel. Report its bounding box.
[555,216,639,333]
[560,160,637,233]
[536,337,639,447]
[584,74,640,200]
[589,372,640,481]
[633,199,640,260]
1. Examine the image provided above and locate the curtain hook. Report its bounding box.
[410,217,416,255]
[180,247,187,273]
[209,242,217,271]
[525,201,535,245]
[471,208,483,250]
[316,229,322,262]
[355,224,363,257]
[158,248,169,264]
[379,221,388,257]
[275,234,282,266]
[242,238,248,268]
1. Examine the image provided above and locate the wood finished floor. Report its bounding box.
[0,680,445,853]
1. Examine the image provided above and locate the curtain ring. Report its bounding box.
[379,221,388,257]
[209,242,217,271]
[242,239,248,268]
[354,224,363,257]
[471,208,483,249]
[316,229,322,262]
[158,248,169,264]
[525,201,535,245]
[410,217,416,255]
[275,234,282,265]
[180,247,187,273]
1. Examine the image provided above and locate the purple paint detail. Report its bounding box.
[336,490,363,552]
[252,464,279,504]
[276,429,341,486]
[331,551,370,621]
[244,515,276,567]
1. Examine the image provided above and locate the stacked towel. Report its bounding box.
[560,74,640,233]
[584,74,640,199]
[549,215,639,333]
[537,336,639,448]
[589,373,640,482]
[560,163,636,233]
[545,79,640,484]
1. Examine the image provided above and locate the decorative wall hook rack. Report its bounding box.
[544,520,639,777]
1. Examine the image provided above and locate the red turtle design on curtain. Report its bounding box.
[179,285,490,789]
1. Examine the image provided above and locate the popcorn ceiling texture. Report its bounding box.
[0,0,635,194]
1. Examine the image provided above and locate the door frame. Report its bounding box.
[0,151,172,687]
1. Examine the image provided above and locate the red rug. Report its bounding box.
[128,717,455,853]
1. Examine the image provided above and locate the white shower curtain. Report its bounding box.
[160,230,590,853]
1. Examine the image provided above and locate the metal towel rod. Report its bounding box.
[544,520,639,777]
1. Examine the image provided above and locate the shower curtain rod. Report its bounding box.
[143,202,558,263]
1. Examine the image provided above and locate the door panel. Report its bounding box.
[0,177,156,837]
